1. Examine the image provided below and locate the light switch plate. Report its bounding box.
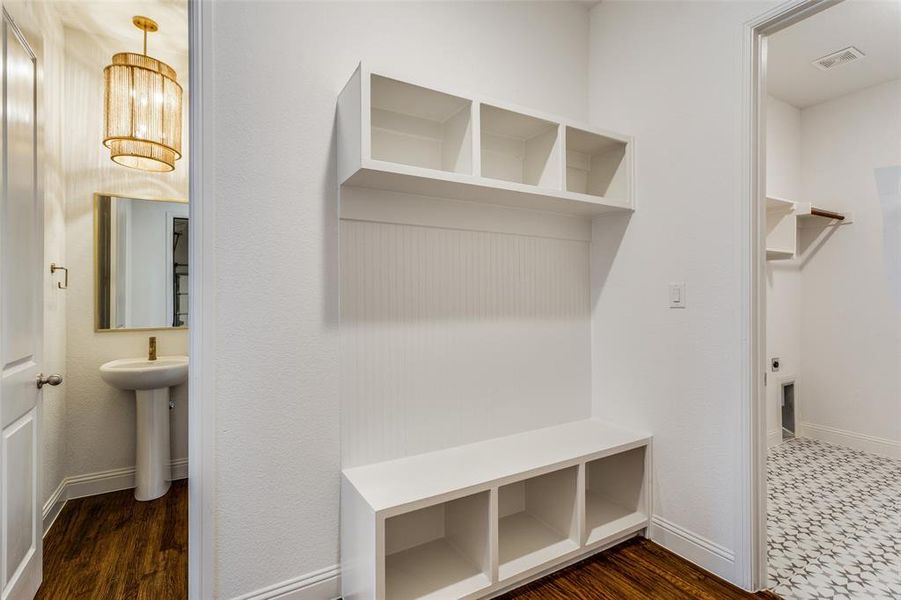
[669,283,686,308]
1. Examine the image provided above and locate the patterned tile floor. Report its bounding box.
[767,438,901,599]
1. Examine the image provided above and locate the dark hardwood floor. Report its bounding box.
[36,480,187,600]
[37,484,777,600]
[501,537,779,600]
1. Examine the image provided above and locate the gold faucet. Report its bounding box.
[148,336,157,361]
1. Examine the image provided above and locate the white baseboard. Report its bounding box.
[798,422,901,459]
[42,479,68,535]
[767,430,783,448]
[42,458,189,535]
[229,565,340,600]
[648,515,736,583]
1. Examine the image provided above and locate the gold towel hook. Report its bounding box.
[50,263,68,289]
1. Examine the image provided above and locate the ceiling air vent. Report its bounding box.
[812,46,866,71]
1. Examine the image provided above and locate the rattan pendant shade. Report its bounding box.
[103,17,182,172]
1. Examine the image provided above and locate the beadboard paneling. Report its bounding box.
[341,219,591,468]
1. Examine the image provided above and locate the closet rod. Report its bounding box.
[810,207,845,221]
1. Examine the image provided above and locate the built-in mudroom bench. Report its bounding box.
[341,419,651,600]
[337,63,649,599]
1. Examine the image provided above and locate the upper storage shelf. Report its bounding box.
[337,64,634,216]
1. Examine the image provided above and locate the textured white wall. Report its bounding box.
[62,25,189,479]
[210,1,589,596]
[798,79,901,450]
[765,96,801,446]
[588,0,775,584]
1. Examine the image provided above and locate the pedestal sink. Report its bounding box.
[99,356,188,501]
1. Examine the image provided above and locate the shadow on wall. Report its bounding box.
[797,223,840,269]
[324,115,339,327]
[589,212,632,310]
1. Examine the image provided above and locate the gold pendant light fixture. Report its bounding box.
[103,16,182,172]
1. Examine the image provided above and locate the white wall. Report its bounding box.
[210,1,590,596]
[587,0,774,584]
[62,26,189,480]
[797,79,901,455]
[765,96,801,447]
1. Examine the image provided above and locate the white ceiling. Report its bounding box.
[767,0,901,108]
[53,0,187,58]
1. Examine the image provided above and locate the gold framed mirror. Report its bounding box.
[94,193,189,331]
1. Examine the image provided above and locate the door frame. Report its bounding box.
[188,1,216,598]
[739,0,842,590]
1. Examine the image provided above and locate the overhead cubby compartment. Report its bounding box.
[584,446,648,546]
[498,467,580,580]
[337,63,635,216]
[480,104,560,189]
[384,492,491,600]
[370,74,472,176]
[565,126,630,202]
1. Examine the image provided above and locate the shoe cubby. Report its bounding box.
[584,446,648,546]
[370,74,473,175]
[480,104,561,189]
[341,420,650,599]
[497,466,580,580]
[565,126,630,201]
[384,491,491,599]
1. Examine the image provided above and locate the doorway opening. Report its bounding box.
[751,0,901,597]
[0,2,197,598]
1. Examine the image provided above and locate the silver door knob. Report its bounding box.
[36,373,63,389]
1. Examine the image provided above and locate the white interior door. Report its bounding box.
[0,7,42,600]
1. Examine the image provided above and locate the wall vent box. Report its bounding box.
[337,63,636,216]
[812,46,865,71]
[498,467,580,581]
[585,447,647,545]
[384,492,491,600]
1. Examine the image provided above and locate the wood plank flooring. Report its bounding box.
[500,537,780,600]
[36,484,778,600]
[36,480,187,600]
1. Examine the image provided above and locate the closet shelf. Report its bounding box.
[337,63,634,217]
[766,196,794,211]
[766,249,794,261]
[764,197,851,261]
[343,418,650,514]
[794,202,850,225]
